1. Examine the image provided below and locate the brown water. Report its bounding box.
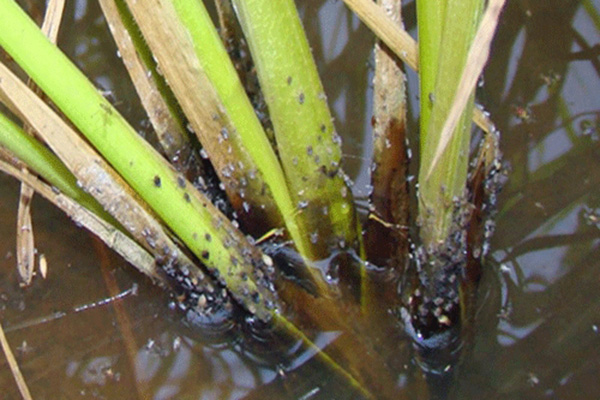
[1,0,600,399]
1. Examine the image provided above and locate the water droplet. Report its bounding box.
[221,166,232,178]
[310,232,319,244]
[528,373,539,386]
[242,201,251,213]
[262,254,273,267]
[332,133,342,145]
[220,127,229,141]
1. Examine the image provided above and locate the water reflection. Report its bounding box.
[457,1,600,398]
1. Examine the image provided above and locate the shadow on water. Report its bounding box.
[1,0,599,399]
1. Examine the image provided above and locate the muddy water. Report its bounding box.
[1,0,599,399]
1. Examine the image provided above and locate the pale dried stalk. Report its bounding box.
[39,0,65,42]
[17,0,66,285]
[341,0,494,134]
[98,0,190,163]
[343,0,417,68]
[0,322,33,400]
[125,0,281,225]
[0,158,161,283]
[214,0,237,41]
[15,190,34,285]
[368,0,409,270]
[0,147,17,165]
[0,62,212,297]
[425,0,507,178]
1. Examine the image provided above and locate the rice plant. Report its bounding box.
[0,0,507,397]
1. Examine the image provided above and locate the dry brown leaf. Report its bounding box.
[98,0,191,163]
[0,61,210,294]
[39,0,65,43]
[125,0,282,228]
[16,0,66,285]
[214,0,237,45]
[16,186,35,285]
[367,0,409,270]
[0,158,162,284]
